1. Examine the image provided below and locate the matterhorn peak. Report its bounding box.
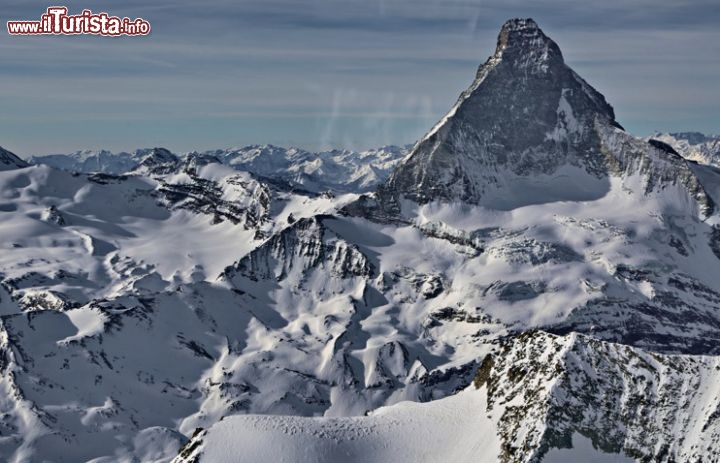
[361,18,715,217]
[373,18,621,210]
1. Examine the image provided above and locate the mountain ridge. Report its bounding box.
[0,146,30,171]
[26,144,409,194]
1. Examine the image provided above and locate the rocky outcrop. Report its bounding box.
[156,174,270,228]
[132,147,180,176]
[0,146,29,171]
[221,216,372,282]
[481,331,720,462]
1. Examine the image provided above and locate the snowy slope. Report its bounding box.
[174,385,502,463]
[0,163,359,462]
[177,331,715,463]
[0,147,708,462]
[207,144,407,193]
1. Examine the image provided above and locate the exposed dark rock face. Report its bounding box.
[648,139,680,157]
[483,331,720,463]
[156,174,270,227]
[132,147,180,175]
[0,146,29,171]
[182,153,223,174]
[221,216,372,283]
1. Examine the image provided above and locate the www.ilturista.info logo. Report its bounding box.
[7,7,151,36]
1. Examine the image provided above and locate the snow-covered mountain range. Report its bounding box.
[1,17,719,463]
[27,145,408,194]
[650,132,720,167]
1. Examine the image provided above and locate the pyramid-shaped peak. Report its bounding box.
[368,16,711,217]
[371,19,626,211]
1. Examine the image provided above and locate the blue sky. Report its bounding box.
[1,0,718,155]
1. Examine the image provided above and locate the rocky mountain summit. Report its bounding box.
[373,18,712,218]
[0,17,719,463]
[379,18,618,209]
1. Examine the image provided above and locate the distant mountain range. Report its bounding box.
[0,17,719,463]
[650,132,720,167]
[26,144,409,194]
[23,133,720,195]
